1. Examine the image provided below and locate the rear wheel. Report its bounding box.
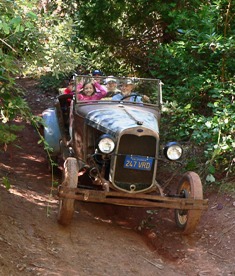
[57,157,79,226]
[175,171,203,234]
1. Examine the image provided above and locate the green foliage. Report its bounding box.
[0,0,80,147]
[0,0,41,148]
[2,176,11,190]
[25,16,82,76]
[0,124,24,145]
[148,0,235,180]
[162,79,235,177]
[38,73,66,93]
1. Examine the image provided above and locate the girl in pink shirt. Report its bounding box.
[77,80,107,101]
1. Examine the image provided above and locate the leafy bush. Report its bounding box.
[0,124,24,146]
[161,79,235,178]
[38,73,67,93]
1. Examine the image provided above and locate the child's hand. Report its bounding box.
[142,95,150,103]
[80,77,84,84]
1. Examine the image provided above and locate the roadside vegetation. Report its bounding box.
[0,0,234,188]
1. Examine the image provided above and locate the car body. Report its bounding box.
[43,75,208,234]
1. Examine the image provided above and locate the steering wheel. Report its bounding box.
[120,93,140,101]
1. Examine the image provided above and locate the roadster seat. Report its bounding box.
[57,94,73,134]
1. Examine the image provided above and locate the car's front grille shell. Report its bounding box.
[112,129,158,193]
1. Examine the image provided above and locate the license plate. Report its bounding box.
[124,155,153,171]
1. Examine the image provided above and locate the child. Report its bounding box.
[77,79,107,101]
[105,76,120,97]
[64,80,75,95]
[91,69,107,93]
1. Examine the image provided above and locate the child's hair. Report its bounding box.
[68,81,74,87]
[80,81,96,95]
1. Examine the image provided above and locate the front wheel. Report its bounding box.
[57,157,79,226]
[175,171,203,234]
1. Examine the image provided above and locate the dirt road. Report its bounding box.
[0,78,234,275]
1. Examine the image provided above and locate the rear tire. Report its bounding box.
[57,157,79,226]
[175,171,203,234]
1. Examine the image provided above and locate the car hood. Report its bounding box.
[85,105,159,137]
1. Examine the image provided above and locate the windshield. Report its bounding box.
[73,75,162,107]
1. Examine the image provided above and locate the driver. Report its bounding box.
[112,79,149,103]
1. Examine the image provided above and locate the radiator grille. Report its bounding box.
[113,134,157,192]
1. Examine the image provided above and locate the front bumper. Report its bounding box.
[58,186,208,210]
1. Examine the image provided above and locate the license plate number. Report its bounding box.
[124,155,153,171]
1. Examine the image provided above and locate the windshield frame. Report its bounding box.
[73,75,162,108]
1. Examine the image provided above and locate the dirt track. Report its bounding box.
[0,78,234,275]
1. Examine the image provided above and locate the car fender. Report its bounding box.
[42,108,62,154]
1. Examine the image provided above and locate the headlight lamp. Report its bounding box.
[164,142,183,161]
[97,135,115,154]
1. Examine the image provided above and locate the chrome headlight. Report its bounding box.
[163,142,183,161]
[97,135,115,154]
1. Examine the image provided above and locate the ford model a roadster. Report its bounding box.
[43,76,208,234]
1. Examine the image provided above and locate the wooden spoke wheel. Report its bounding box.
[57,157,79,226]
[175,171,203,234]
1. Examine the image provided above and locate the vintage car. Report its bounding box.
[42,75,208,234]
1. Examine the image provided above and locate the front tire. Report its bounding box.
[175,171,203,234]
[57,157,79,226]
